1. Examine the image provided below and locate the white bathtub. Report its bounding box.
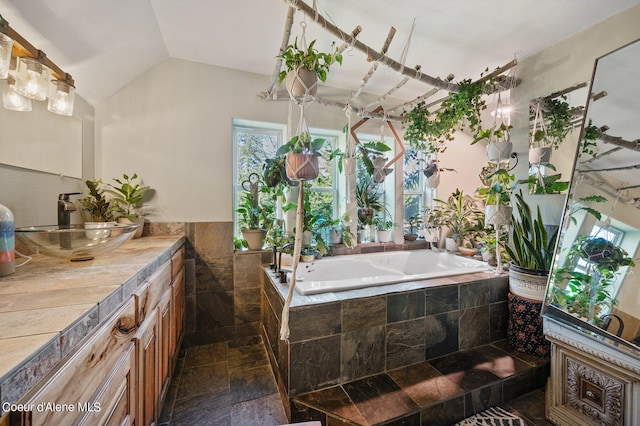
[291,250,491,295]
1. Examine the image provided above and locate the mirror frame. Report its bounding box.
[541,38,640,356]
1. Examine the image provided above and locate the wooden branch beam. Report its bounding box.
[543,82,588,100]
[266,6,296,95]
[284,0,460,92]
[365,74,411,110]
[348,26,396,104]
[337,26,362,54]
[581,146,622,165]
[386,74,455,114]
[600,132,640,151]
[579,163,640,173]
[256,90,404,121]
[580,175,640,210]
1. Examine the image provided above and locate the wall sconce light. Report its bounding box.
[0,32,13,79]
[0,14,75,115]
[48,79,75,116]
[2,76,32,111]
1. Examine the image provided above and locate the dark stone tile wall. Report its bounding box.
[180,222,271,348]
[262,272,510,397]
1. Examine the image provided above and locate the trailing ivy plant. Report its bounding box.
[580,119,600,158]
[530,95,576,150]
[277,38,342,83]
[402,77,490,154]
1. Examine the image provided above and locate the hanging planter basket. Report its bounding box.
[529,147,552,165]
[286,152,320,181]
[425,170,441,189]
[485,205,512,227]
[487,140,513,163]
[286,68,318,100]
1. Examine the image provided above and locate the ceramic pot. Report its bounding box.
[241,228,266,251]
[445,237,458,253]
[458,247,478,257]
[377,228,393,243]
[118,216,145,238]
[426,171,440,189]
[529,147,552,164]
[286,153,319,181]
[302,230,312,247]
[508,264,549,301]
[285,68,317,99]
[329,229,341,245]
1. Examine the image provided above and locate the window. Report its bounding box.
[233,120,340,241]
[403,149,433,230]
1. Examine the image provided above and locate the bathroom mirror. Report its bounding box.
[542,38,640,353]
[0,95,82,178]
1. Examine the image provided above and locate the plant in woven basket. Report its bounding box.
[277,132,326,181]
[277,38,342,84]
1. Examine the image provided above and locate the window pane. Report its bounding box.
[404,195,421,223]
[235,127,280,185]
[404,149,422,191]
[313,136,336,189]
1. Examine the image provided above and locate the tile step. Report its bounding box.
[290,340,550,426]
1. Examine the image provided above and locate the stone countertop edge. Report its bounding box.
[0,235,185,409]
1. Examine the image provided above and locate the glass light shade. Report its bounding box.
[2,78,31,111]
[48,80,75,116]
[0,32,13,79]
[15,57,51,100]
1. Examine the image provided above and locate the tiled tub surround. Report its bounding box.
[0,235,184,415]
[261,263,527,420]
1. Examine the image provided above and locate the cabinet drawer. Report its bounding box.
[17,299,137,426]
[170,247,185,280]
[133,262,171,325]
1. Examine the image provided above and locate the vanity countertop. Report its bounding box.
[0,234,184,408]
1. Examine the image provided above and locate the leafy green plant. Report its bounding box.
[356,180,388,226]
[277,38,342,83]
[434,189,484,245]
[518,165,569,194]
[504,191,558,271]
[530,96,575,150]
[402,77,490,154]
[580,119,600,158]
[79,179,115,222]
[472,121,512,145]
[276,132,326,156]
[567,195,607,226]
[106,172,151,219]
[476,168,514,205]
[236,186,274,230]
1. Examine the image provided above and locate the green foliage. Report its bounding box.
[567,195,607,226]
[504,191,558,271]
[530,96,575,150]
[472,122,512,145]
[434,189,484,245]
[356,180,388,226]
[580,119,600,158]
[106,173,151,219]
[402,77,490,154]
[573,236,635,272]
[79,179,115,222]
[236,177,276,231]
[476,168,514,205]
[277,38,342,83]
[276,132,326,156]
[518,164,569,194]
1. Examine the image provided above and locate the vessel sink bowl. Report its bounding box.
[15,224,138,261]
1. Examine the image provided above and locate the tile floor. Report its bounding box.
[159,336,554,426]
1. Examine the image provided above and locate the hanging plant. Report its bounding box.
[580,119,601,158]
[402,78,490,154]
[530,95,575,150]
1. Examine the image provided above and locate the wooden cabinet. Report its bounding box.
[4,244,185,426]
[12,299,137,426]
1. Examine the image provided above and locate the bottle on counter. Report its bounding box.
[0,203,15,276]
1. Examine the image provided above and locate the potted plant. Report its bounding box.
[476,168,514,227]
[422,158,455,189]
[106,172,151,238]
[529,96,574,165]
[474,122,513,162]
[434,189,484,252]
[277,38,342,99]
[503,191,559,357]
[551,236,634,325]
[404,216,421,242]
[518,164,569,195]
[236,186,274,251]
[373,214,394,243]
[276,132,326,181]
[78,179,116,239]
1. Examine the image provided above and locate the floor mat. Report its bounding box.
[455,406,527,426]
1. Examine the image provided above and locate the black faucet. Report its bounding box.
[277,242,295,283]
[58,193,81,228]
[602,314,625,338]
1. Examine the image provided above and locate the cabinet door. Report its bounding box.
[77,343,136,426]
[158,287,172,406]
[134,309,160,426]
[170,268,185,362]
[134,262,171,326]
[15,299,137,426]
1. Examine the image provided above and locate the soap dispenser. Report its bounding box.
[0,203,15,276]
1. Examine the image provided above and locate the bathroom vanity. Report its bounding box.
[542,38,640,426]
[0,235,185,426]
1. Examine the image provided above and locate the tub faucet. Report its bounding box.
[277,242,295,283]
[58,193,81,228]
[602,314,624,337]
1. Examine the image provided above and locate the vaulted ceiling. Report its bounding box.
[1,0,639,106]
